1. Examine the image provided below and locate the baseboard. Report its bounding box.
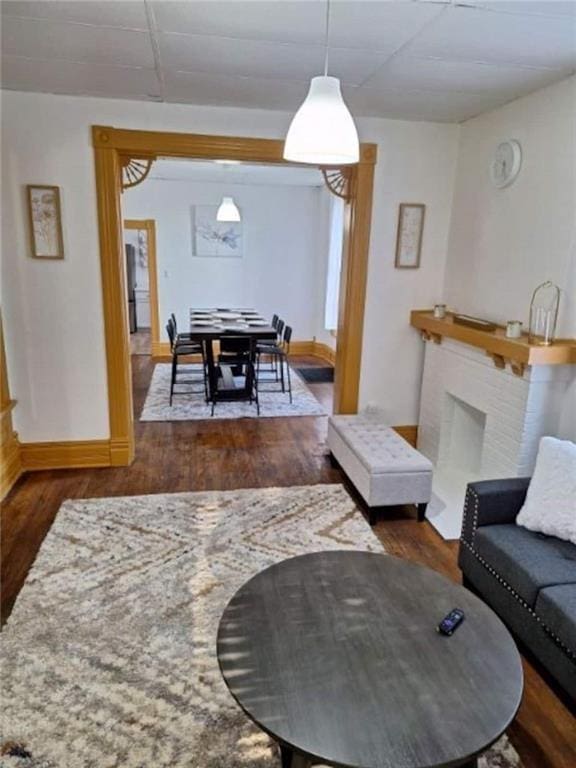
[152,339,330,363]
[312,342,336,365]
[392,425,419,448]
[20,439,113,471]
[151,340,170,360]
[0,429,22,500]
[109,437,134,466]
[289,341,316,356]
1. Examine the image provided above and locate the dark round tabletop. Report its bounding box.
[217,551,523,768]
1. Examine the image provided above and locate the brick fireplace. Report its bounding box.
[417,337,574,538]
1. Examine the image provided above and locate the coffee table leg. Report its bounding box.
[279,745,311,768]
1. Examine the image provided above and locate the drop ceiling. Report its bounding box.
[1,0,575,123]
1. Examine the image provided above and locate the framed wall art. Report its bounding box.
[394,203,425,269]
[27,185,64,259]
[192,205,243,258]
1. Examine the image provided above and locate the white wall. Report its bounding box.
[358,119,459,422]
[122,177,327,341]
[1,89,459,442]
[444,76,576,335]
[443,75,576,439]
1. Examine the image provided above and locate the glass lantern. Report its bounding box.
[528,281,560,346]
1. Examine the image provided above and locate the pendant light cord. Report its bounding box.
[324,0,331,76]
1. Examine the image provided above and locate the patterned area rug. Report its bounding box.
[139,364,327,421]
[1,485,521,768]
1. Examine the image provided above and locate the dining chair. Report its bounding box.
[256,324,292,403]
[166,317,208,405]
[210,336,259,416]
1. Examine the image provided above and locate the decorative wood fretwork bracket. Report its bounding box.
[488,352,525,377]
[321,167,353,200]
[421,330,442,345]
[120,155,156,192]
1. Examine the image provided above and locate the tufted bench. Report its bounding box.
[327,415,433,525]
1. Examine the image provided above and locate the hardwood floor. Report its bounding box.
[1,354,574,766]
[130,328,151,355]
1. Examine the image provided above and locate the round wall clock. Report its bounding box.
[490,139,522,188]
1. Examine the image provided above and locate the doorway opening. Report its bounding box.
[93,126,376,465]
[123,219,159,358]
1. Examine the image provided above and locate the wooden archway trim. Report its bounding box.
[93,126,377,465]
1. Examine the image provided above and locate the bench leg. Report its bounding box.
[417,502,427,522]
[328,451,339,469]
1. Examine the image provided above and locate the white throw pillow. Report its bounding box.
[516,436,576,545]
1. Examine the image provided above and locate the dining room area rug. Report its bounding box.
[1,484,522,768]
[295,366,334,383]
[139,363,327,421]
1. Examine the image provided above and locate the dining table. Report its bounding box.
[187,308,277,401]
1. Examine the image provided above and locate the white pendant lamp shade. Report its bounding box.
[283,76,359,165]
[216,196,241,222]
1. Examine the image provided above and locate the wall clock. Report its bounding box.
[490,139,522,188]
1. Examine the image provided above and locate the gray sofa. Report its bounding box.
[458,477,576,701]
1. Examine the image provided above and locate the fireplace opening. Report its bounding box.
[440,394,487,476]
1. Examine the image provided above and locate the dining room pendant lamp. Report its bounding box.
[216,196,241,222]
[283,1,359,165]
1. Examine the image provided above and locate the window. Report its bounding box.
[324,196,345,331]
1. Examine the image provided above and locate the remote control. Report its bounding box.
[437,608,465,636]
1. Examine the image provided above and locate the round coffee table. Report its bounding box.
[217,551,523,768]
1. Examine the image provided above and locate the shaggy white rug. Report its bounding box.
[139,364,327,421]
[1,485,522,768]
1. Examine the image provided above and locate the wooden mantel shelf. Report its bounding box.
[411,310,576,369]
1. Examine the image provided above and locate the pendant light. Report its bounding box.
[216,196,241,222]
[284,0,359,165]
[215,162,241,221]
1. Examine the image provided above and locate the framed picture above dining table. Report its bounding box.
[191,206,243,258]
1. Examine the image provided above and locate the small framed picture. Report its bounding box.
[192,205,243,258]
[26,185,64,259]
[394,203,425,269]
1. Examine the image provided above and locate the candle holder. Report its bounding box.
[528,281,560,346]
[506,321,523,339]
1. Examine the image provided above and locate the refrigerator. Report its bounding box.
[125,244,137,333]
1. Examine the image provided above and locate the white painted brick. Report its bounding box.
[417,337,569,482]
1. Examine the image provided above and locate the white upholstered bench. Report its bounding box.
[327,415,433,526]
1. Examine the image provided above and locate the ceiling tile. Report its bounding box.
[164,69,307,111]
[160,32,322,82]
[1,15,155,68]
[345,84,511,122]
[0,0,149,29]
[0,0,573,123]
[160,31,389,87]
[328,0,446,51]
[325,47,393,86]
[1,55,161,99]
[475,2,576,18]
[405,5,576,69]
[365,54,570,98]
[153,1,326,45]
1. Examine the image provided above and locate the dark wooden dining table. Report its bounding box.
[187,309,277,400]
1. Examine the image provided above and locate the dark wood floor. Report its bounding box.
[2,354,574,767]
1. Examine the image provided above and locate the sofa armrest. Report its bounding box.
[460,477,531,546]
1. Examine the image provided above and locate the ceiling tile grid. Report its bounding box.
[1,0,575,122]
